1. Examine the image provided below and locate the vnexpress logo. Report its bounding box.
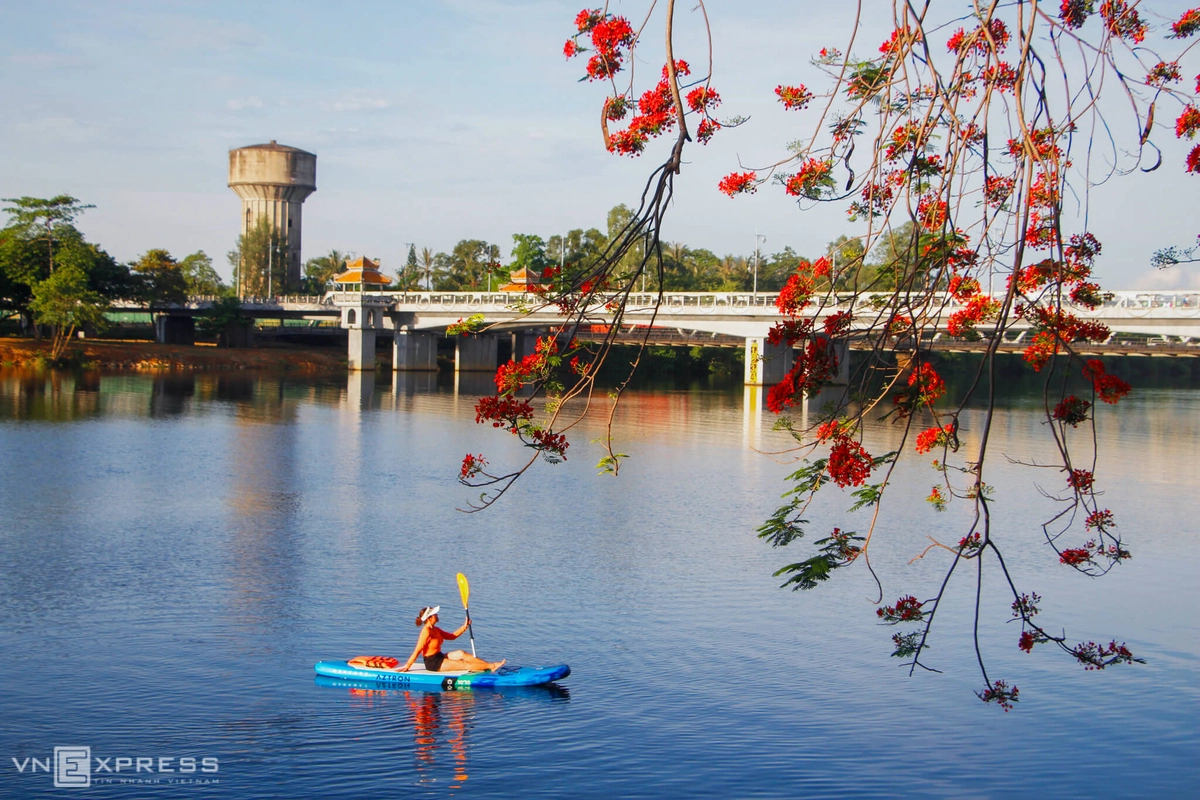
[55,747,91,788]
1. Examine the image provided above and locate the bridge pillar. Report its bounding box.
[393,330,438,372]
[743,337,793,385]
[155,315,195,346]
[511,331,540,361]
[348,329,376,371]
[455,335,498,373]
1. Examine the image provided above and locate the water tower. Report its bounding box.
[228,141,317,295]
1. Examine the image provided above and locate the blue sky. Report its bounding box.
[2,0,1197,288]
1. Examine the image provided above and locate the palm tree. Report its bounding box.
[419,247,436,290]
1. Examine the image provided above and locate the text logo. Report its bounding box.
[55,747,91,788]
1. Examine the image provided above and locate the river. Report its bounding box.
[0,367,1197,797]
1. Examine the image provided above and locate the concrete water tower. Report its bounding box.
[228,141,316,295]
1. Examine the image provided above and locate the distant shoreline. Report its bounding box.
[0,337,349,372]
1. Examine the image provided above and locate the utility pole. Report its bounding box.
[754,230,767,298]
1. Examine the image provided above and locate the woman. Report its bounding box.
[400,606,505,673]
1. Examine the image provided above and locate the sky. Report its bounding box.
[1,0,1197,289]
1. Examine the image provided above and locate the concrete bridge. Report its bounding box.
[126,289,1200,384]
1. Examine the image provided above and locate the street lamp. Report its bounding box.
[753,230,767,298]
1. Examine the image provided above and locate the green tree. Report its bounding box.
[510,234,553,276]
[229,217,289,298]
[178,251,226,296]
[1,195,94,277]
[418,247,436,290]
[432,240,502,290]
[394,245,422,291]
[824,235,867,291]
[302,249,349,295]
[132,249,188,306]
[29,263,108,361]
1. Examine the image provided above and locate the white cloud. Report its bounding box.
[325,91,393,112]
[1131,267,1200,290]
[227,96,264,111]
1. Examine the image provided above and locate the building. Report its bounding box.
[228,141,317,296]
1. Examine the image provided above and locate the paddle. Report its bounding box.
[456,572,477,657]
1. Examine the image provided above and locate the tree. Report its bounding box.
[0,198,128,334]
[302,250,349,295]
[178,251,226,297]
[230,217,289,298]
[418,247,436,290]
[394,244,422,291]
[456,2,1200,707]
[29,262,107,361]
[132,249,188,306]
[432,240,502,291]
[1,195,94,276]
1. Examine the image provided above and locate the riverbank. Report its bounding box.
[0,337,349,371]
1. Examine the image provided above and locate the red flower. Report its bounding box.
[915,424,954,454]
[1060,547,1093,566]
[685,86,720,113]
[1099,0,1147,42]
[1177,107,1200,140]
[1082,359,1131,404]
[1067,469,1095,492]
[775,84,813,110]
[784,159,833,199]
[1052,395,1091,426]
[1060,0,1092,28]
[1188,145,1200,174]
[460,453,488,480]
[1170,8,1200,38]
[1086,509,1115,530]
[696,118,720,144]
[718,171,757,197]
[827,435,874,487]
[822,310,853,336]
[563,39,580,59]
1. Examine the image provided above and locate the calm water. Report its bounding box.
[0,368,1197,798]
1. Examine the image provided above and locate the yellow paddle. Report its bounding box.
[456,572,477,657]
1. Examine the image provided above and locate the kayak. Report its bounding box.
[313,659,570,690]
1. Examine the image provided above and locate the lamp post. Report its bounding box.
[753,230,767,299]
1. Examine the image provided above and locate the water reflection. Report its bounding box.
[316,676,569,791]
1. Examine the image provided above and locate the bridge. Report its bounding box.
[125,289,1200,385]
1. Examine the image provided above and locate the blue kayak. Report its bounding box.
[314,660,570,690]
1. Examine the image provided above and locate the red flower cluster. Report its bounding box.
[827,434,874,487]
[474,396,534,428]
[947,19,1010,54]
[570,12,635,80]
[529,428,569,459]
[1099,0,1147,42]
[1067,469,1094,492]
[775,268,815,315]
[959,532,984,554]
[822,310,853,336]
[1011,592,1042,618]
[1178,106,1200,139]
[1083,359,1131,404]
[884,123,923,161]
[718,171,757,197]
[814,419,843,441]
[606,61,715,157]
[979,679,1019,711]
[948,275,981,301]
[765,339,840,412]
[877,595,924,622]
[1052,395,1091,426]
[915,424,955,454]
[784,158,833,199]
[880,26,920,55]
[1171,8,1200,38]
[1086,509,1115,530]
[927,485,947,510]
[1060,547,1092,566]
[984,175,1014,206]
[1072,640,1136,670]
[460,453,487,480]
[916,195,948,231]
[984,62,1018,92]
[1148,61,1182,86]
[1060,0,1093,28]
[894,363,946,416]
[947,295,999,336]
[775,84,813,110]
[1018,631,1040,652]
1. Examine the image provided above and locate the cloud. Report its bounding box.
[324,91,393,112]
[1131,267,1200,290]
[227,96,264,111]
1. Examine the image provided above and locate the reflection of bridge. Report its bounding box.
[127,290,1200,384]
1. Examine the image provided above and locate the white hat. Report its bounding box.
[420,606,440,622]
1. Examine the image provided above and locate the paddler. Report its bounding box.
[400,606,506,673]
